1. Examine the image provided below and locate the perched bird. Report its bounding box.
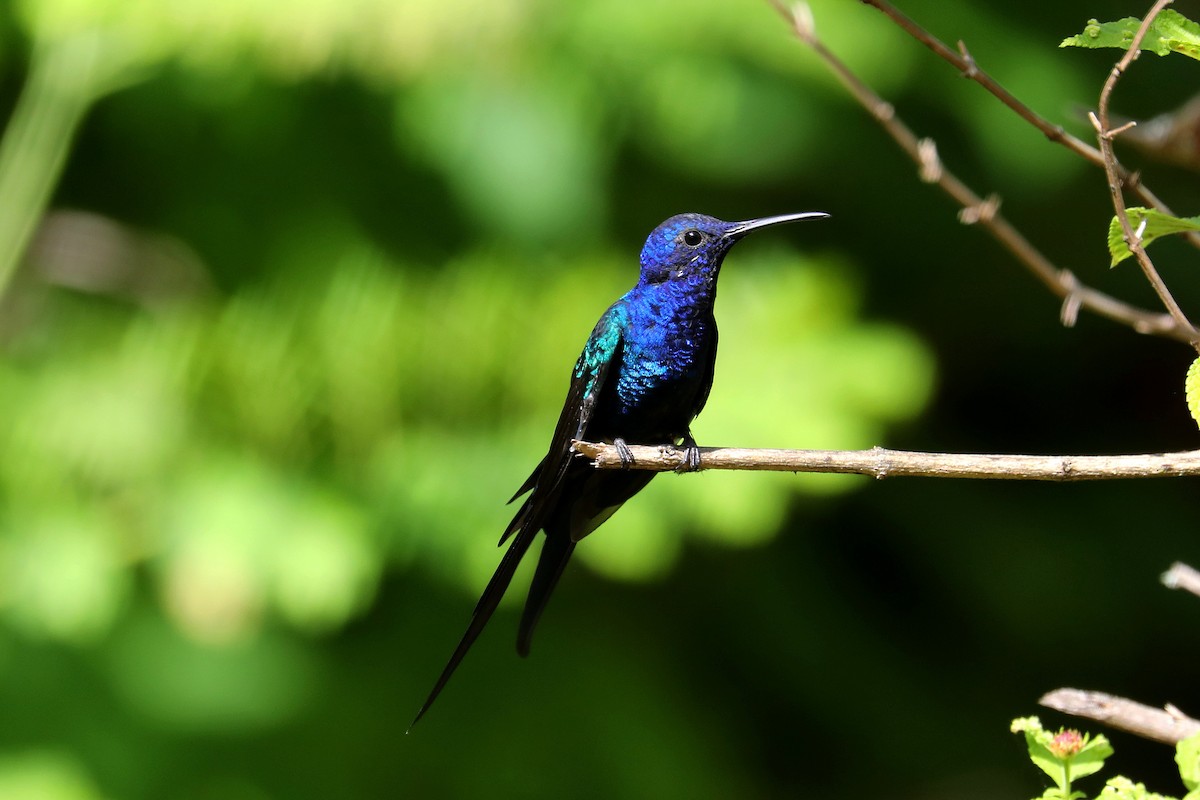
[411,211,828,727]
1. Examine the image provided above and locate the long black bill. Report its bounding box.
[724,211,829,240]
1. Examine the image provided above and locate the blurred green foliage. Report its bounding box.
[0,0,1196,798]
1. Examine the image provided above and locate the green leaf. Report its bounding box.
[1013,717,1071,789]
[1025,743,1065,787]
[1178,731,1200,792]
[1037,790,1085,800]
[1101,775,1177,800]
[1070,734,1116,782]
[1107,207,1200,267]
[1187,359,1200,432]
[1061,11,1200,60]
[1011,717,1113,795]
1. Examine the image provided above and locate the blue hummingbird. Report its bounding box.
[412,211,828,726]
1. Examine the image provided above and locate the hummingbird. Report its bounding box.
[411,211,828,727]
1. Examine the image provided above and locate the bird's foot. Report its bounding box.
[675,434,702,474]
[613,438,634,469]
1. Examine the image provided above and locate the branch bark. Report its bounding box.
[1162,561,1200,598]
[572,441,1200,480]
[1091,0,1200,350]
[857,0,1197,244]
[1040,688,1200,745]
[773,1,1193,343]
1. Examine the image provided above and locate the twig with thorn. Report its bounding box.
[857,0,1199,251]
[770,0,1193,342]
[1092,0,1200,351]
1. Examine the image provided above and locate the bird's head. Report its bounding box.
[637,212,828,287]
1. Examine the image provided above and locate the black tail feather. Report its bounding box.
[409,525,539,731]
[516,528,575,658]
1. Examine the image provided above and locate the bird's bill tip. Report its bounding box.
[725,211,829,237]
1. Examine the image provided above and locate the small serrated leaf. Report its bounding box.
[1024,730,1067,786]
[1102,775,1174,800]
[1062,10,1200,60]
[1108,207,1200,267]
[1069,734,1114,782]
[1188,358,1200,432]
[1179,731,1200,791]
[1063,18,1156,54]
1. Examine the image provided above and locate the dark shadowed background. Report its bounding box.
[0,0,1196,797]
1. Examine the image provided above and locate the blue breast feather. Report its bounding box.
[613,281,715,416]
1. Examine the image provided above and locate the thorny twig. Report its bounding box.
[1091,0,1200,351]
[770,1,1193,343]
[858,0,1198,243]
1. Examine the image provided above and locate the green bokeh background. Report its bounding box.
[0,0,1196,797]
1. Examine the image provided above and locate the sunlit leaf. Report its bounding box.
[1011,717,1114,792]
[1061,11,1200,60]
[1107,207,1200,267]
[1179,731,1200,792]
[1100,776,1176,800]
[1187,359,1200,432]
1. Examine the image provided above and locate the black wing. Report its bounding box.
[499,302,629,544]
[409,305,626,728]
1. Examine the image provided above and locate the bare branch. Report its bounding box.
[858,0,1197,242]
[1040,688,1200,744]
[1162,561,1200,598]
[1092,0,1200,350]
[861,0,1098,159]
[572,441,1200,480]
[775,2,1192,343]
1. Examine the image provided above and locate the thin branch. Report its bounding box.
[1092,0,1200,351]
[572,441,1200,480]
[861,0,1100,162]
[858,0,1198,245]
[774,2,1192,343]
[1162,561,1200,598]
[1040,688,1200,745]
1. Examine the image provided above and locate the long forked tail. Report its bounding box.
[517,529,575,658]
[408,524,539,731]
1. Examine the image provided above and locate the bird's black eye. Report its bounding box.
[682,229,703,247]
